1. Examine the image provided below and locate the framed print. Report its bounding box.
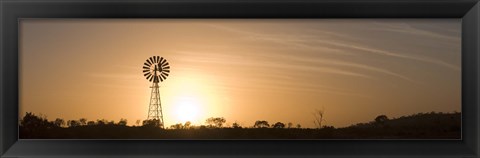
[17,19,462,140]
[1,0,479,157]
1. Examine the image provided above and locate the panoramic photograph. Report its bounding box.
[19,19,461,139]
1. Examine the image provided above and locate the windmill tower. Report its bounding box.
[142,56,170,128]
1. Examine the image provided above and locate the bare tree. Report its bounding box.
[313,107,326,129]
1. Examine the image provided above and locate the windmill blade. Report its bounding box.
[160,58,167,66]
[146,73,152,79]
[148,58,154,65]
[159,57,164,66]
[146,75,152,82]
[157,57,165,65]
[143,69,150,73]
[157,63,162,70]
[153,56,157,63]
[144,62,151,67]
[156,56,160,64]
[162,62,169,67]
[162,72,169,76]
[163,66,170,70]
[163,69,170,73]
[149,57,155,64]
[161,58,167,64]
[143,66,150,70]
[149,75,154,82]
[146,59,152,65]
[160,73,167,80]
[144,72,151,77]
[159,75,164,82]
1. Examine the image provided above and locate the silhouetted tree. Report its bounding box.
[206,117,226,128]
[118,118,128,126]
[322,125,335,129]
[296,124,301,128]
[313,108,325,128]
[287,122,293,128]
[67,120,80,127]
[20,112,54,129]
[170,123,184,129]
[87,121,95,126]
[136,120,141,126]
[232,122,242,129]
[375,115,389,124]
[273,122,286,128]
[254,120,270,128]
[53,118,65,127]
[79,118,87,126]
[97,119,106,126]
[142,119,161,128]
[184,121,191,129]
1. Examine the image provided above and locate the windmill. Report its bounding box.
[143,56,170,128]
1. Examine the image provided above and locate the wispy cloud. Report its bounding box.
[216,82,370,98]
[256,53,415,82]
[86,73,139,80]
[205,23,460,72]
[175,51,372,79]
[204,24,353,56]
[313,39,460,71]
[372,22,460,42]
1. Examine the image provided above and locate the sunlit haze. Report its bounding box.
[20,19,461,128]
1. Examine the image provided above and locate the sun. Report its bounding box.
[174,97,201,123]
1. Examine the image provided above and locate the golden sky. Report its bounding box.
[19,19,461,128]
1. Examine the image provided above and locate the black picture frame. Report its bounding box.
[1,0,479,157]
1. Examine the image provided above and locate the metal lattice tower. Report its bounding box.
[143,56,170,128]
[147,74,164,127]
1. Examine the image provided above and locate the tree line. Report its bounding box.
[19,111,461,139]
[20,112,311,130]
